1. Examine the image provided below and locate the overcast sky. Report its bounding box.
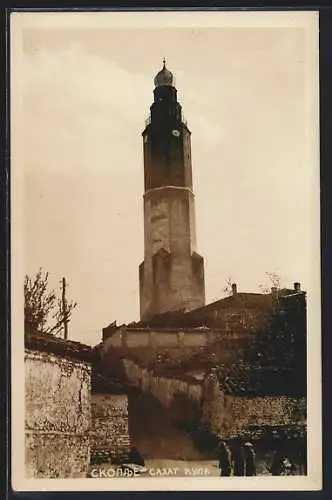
[17,13,319,346]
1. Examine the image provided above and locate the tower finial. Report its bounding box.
[154,58,174,87]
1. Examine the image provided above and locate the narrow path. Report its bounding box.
[128,389,207,461]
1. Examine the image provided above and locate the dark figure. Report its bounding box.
[299,438,307,475]
[218,441,231,477]
[128,447,145,466]
[282,456,296,475]
[231,438,245,476]
[244,442,256,476]
[269,450,286,476]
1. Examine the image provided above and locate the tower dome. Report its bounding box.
[154,58,174,87]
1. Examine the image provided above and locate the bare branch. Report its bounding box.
[24,268,78,338]
[259,272,282,295]
[222,275,234,297]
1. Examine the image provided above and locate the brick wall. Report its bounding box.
[25,349,91,478]
[90,393,131,459]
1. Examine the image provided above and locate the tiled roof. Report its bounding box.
[25,330,94,363]
[214,363,301,397]
[91,371,134,394]
[190,293,272,313]
[190,288,304,315]
[132,291,276,328]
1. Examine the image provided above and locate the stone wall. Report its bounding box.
[25,349,91,478]
[103,326,248,351]
[91,394,131,459]
[201,373,306,438]
[123,358,202,422]
[139,187,205,321]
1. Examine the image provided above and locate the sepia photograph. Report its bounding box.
[10,10,321,491]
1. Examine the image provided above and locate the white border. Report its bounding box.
[10,10,321,491]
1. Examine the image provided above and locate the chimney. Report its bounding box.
[294,282,301,292]
[231,283,237,295]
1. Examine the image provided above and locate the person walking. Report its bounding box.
[244,442,256,476]
[128,446,145,466]
[269,449,286,476]
[231,438,245,476]
[218,440,231,477]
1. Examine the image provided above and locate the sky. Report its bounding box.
[17,13,319,346]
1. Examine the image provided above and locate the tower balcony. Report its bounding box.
[144,114,188,128]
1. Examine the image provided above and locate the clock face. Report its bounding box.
[172,129,180,137]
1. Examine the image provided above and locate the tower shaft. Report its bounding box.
[139,62,205,321]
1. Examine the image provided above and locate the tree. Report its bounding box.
[222,275,235,297]
[245,289,307,396]
[24,268,77,338]
[259,271,281,295]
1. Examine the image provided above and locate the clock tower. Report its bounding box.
[139,60,205,321]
